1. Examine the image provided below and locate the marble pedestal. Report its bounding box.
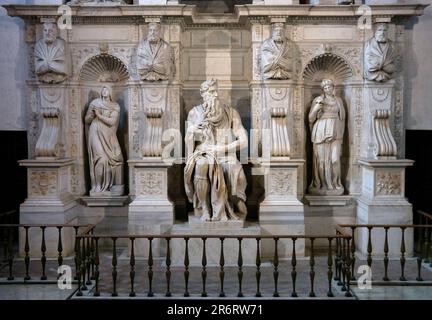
[356,159,414,258]
[128,158,175,257]
[256,158,305,258]
[18,158,78,257]
[170,221,261,266]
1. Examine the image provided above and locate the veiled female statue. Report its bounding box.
[308,79,345,196]
[84,86,124,196]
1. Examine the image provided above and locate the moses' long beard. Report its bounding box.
[203,96,223,121]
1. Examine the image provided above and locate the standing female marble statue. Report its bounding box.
[85,86,124,196]
[308,79,345,196]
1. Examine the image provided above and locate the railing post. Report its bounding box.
[383,227,390,281]
[80,235,87,291]
[129,237,136,297]
[75,237,82,297]
[165,237,172,297]
[24,226,30,281]
[201,237,207,297]
[147,238,154,297]
[255,237,261,298]
[327,237,334,297]
[93,237,100,297]
[341,235,346,291]
[309,237,315,297]
[291,238,297,298]
[40,226,47,281]
[73,226,79,280]
[219,237,225,297]
[184,237,190,297]
[345,238,352,297]
[350,227,356,281]
[57,226,63,279]
[7,226,14,280]
[400,227,406,281]
[238,237,244,298]
[111,237,118,297]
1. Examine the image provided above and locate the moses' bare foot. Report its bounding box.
[201,212,211,222]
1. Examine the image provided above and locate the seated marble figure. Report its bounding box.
[184,79,248,222]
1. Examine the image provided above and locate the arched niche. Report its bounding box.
[79,53,130,84]
[77,53,130,196]
[302,52,354,194]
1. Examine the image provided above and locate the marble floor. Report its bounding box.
[1,251,432,300]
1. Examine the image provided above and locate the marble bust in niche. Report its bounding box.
[136,22,175,81]
[260,22,294,80]
[34,22,68,84]
[364,23,396,83]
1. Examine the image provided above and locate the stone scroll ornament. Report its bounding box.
[184,79,248,222]
[371,109,397,158]
[260,22,294,80]
[270,107,290,157]
[364,23,396,83]
[136,22,175,81]
[142,107,164,157]
[35,107,61,158]
[308,79,345,196]
[84,86,124,197]
[34,22,68,84]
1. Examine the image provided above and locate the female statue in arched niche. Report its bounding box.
[84,85,124,196]
[308,79,345,196]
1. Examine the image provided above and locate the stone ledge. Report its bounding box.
[81,196,129,207]
[304,195,352,206]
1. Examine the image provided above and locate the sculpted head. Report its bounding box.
[147,22,162,44]
[374,23,389,43]
[100,86,113,101]
[271,23,285,43]
[321,79,334,96]
[43,22,58,44]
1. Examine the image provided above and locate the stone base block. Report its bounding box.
[356,197,413,258]
[169,222,261,266]
[305,195,353,206]
[81,196,129,207]
[188,213,245,229]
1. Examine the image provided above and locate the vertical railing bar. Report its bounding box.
[350,227,356,280]
[309,238,316,297]
[201,237,207,297]
[327,237,334,297]
[93,237,100,297]
[400,227,406,281]
[219,237,225,298]
[148,237,154,297]
[165,238,172,297]
[255,237,261,298]
[238,237,244,298]
[345,237,352,297]
[272,238,279,297]
[24,226,30,281]
[57,226,63,279]
[291,237,297,298]
[40,226,47,281]
[111,237,118,297]
[130,237,136,297]
[184,237,190,297]
[383,227,390,281]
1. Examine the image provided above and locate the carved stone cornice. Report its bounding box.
[4,4,428,26]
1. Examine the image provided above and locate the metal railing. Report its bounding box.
[336,221,432,284]
[0,223,96,282]
[74,233,353,298]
